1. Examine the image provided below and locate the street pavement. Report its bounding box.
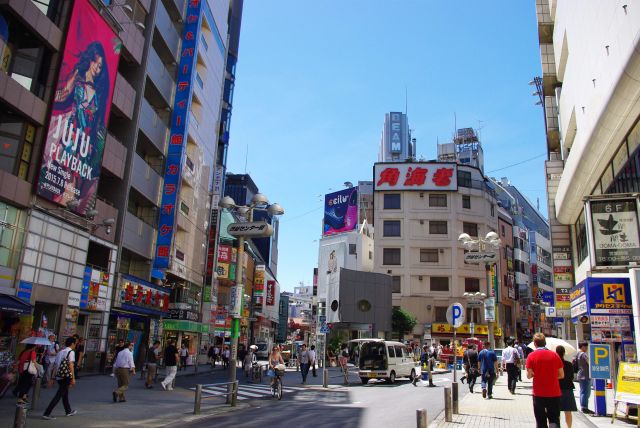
[429,372,636,428]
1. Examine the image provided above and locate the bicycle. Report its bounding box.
[270,365,285,400]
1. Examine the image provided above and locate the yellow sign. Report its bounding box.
[615,363,640,404]
[604,283,626,304]
[432,323,502,337]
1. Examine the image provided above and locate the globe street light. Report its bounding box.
[458,232,501,349]
[219,194,284,390]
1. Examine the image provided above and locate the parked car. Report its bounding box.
[354,339,421,384]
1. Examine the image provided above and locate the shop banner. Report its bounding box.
[266,280,275,306]
[36,0,121,215]
[616,363,640,404]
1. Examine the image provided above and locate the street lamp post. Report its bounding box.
[219,194,284,392]
[459,232,501,349]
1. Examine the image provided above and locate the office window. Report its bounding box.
[383,220,401,237]
[369,251,373,260]
[429,221,447,234]
[430,277,449,292]
[349,244,357,255]
[501,225,506,237]
[465,278,480,293]
[420,249,439,263]
[429,194,447,207]
[384,194,401,209]
[462,195,471,209]
[383,248,401,265]
[435,307,448,322]
[463,222,478,237]
[392,276,401,293]
[458,170,472,187]
[490,203,495,216]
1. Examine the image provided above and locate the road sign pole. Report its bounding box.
[453,327,457,382]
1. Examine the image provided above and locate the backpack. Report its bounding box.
[54,350,73,379]
[572,353,580,374]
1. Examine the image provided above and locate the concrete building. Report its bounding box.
[378,112,414,162]
[358,180,374,226]
[535,0,639,359]
[373,160,501,344]
[0,0,243,370]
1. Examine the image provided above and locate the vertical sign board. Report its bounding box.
[266,280,275,306]
[36,0,121,215]
[589,343,612,379]
[389,112,404,154]
[152,0,203,278]
[588,198,640,268]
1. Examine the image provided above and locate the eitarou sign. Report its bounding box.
[587,196,640,268]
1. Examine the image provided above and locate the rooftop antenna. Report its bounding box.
[405,85,408,115]
[454,112,457,136]
[244,143,249,174]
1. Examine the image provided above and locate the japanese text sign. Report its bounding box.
[589,343,612,379]
[374,163,458,191]
[152,0,203,274]
[266,280,275,306]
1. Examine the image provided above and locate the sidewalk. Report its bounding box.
[0,363,244,428]
[429,373,636,428]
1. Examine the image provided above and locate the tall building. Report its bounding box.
[535,0,639,366]
[0,0,243,370]
[358,180,374,226]
[378,112,414,162]
[372,160,503,344]
[438,127,485,173]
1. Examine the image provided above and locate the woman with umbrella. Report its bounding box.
[15,344,38,405]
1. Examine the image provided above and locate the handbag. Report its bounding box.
[55,351,72,379]
[266,369,275,377]
[24,360,37,376]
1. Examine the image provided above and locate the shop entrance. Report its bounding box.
[32,302,61,337]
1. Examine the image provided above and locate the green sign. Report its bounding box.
[162,320,209,333]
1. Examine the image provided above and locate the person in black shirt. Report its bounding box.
[464,344,480,393]
[160,341,179,391]
[556,345,577,428]
[145,341,161,389]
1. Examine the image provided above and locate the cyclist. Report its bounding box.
[268,345,284,388]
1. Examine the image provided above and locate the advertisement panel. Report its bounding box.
[152,0,203,275]
[389,112,404,154]
[266,280,275,306]
[588,198,640,267]
[373,162,458,191]
[36,0,120,215]
[323,188,358,236]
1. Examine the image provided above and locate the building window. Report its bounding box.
[0,112,34,178]
[384,194,401,209]
[180,201,190,216]
[383,248,401,265]
[501,225,506,236]
[463,222,478,237]
[175,249,185,261]
[430,277,449,292]
[462,195,471,209]
[383,220,401,237]
[458,170,472,187]
[575,211,588,263]
[349,244,357,255]
[369,251,373,260]
[392,276,401,293]
[464,278,480,293]
[429,194,447,207]
[429,221,447,235]
[200,34,209,51]
[420,249,439,263]
[490,203,495,216]
[435,307,448,322]
[196,73,204,88]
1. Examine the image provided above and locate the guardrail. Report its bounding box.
[193,381,239,414]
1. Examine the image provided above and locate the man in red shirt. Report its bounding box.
[526,333,564,428]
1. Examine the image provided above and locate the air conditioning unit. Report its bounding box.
[419,193,424,198]
[418,276,423,281]
[387,270,392,274]
[420,220,424,225]
[439,249,444,253]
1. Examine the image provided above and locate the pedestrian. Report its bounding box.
[145,341,161,389]
[112,341,135,402]
[42,337,77,420]
[502,338,521,394]
[178,344,188,371]
[243,347,255,378]
[74,336,85,378]
[464,344,479,393]
[309,345,317,377]
[299,344,310,385]
[514,340,525,381]
[526,332,564,428]
[15,344,37,405]
[460,343,473,384]
[576,341,591,413]
[478,341,497,399]
[556,345,577,428]
[207,345,215,367]
[111,339,125,377]
[43,334,59,386]
[160,341,179,390]
[223,346,231,369]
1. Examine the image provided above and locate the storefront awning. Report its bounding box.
[0,294,32,314]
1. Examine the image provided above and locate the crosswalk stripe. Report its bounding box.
[191,383,306,400]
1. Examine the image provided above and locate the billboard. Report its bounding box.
[36,0,120,215]
[389,112,404,154]
[588,198,640,267]
[152,0,204,275]
[323,188,358,236]
[374,162,458,191]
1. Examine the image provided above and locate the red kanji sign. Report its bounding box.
[403,167,428,186]
[432,168,454,186]
[159,224,172,236]
[157,246,170,257]
[164,184,176,195]
[167,164,179,175]
[377,167,400,186]
[177,81,189,91]
[170,134,183,145]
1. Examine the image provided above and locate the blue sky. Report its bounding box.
[226,1,547,292]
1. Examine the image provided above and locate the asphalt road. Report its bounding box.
[181,370,467,428]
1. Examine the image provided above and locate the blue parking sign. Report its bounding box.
[589,344,612,379]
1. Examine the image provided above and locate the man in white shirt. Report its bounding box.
[44,334,59,385]
[502,339,520,394]
[112,342,136,403]
[42,337,77,420]
[308,345,317,377]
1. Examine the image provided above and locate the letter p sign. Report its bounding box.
[447,302,465,328]
[594,346,609,365]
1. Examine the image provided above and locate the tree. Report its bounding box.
[392,307,417,338]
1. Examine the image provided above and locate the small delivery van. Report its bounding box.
[354,339,421,384]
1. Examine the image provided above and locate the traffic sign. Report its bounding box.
[319,322,329,334]
[589,343,612,379]
[545,306,557,317]
[446,302,465,328]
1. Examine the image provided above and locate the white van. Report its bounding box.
[354,339,421,384]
